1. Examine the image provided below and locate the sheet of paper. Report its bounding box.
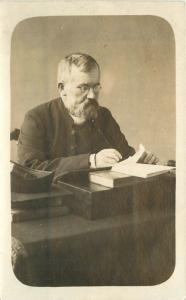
[112,143,146,169]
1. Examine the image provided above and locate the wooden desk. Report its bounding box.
[12,173,175,286]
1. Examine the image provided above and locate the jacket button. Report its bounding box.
[70,145,76,151]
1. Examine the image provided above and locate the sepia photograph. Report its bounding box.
[1,1,186,300]
[10,15,176,287]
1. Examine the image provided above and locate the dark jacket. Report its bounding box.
[18,98,135,180]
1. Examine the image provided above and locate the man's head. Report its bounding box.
[57,53,101,121]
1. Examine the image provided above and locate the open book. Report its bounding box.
[112,144,175,178]
[89,144,175,187]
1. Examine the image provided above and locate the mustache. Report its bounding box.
[68,98,99,120]
[84,98,99,107]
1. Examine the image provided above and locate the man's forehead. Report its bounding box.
[69,65,100,83]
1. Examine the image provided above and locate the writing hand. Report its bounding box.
[95,149,122,167]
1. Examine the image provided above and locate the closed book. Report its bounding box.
[11,205,70,223]
[112,162,175,178]
[89,170,133,188]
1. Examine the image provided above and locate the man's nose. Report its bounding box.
[87,87,96,99]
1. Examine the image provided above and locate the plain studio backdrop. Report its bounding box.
[10,15,175,163]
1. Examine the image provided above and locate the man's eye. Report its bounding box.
[79,85,88,92]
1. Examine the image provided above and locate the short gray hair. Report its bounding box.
[57,53,100,86]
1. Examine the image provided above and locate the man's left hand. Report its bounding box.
[139,151,159,164]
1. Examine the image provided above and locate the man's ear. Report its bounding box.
[58,82,66,96]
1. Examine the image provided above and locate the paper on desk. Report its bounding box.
[112,144,175,178]
[114,143,146,167]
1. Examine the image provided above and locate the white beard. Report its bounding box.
[67,99,99,121]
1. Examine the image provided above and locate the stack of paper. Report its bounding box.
[112,162,175,178]
[111,144,175,178]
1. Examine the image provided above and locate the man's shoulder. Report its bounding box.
[26,98,61,117]
[97,106,120,131]
[99,105,112,115]
[98,106,114,121]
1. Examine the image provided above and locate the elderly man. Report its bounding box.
[18,53,157,180]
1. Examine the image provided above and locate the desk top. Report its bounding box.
[12,171,175,243]
[57,172,175,194]
[11,172,175,220]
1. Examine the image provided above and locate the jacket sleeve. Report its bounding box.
[17,111,90,181]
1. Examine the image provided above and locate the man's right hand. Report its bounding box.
[95,149,122,168]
